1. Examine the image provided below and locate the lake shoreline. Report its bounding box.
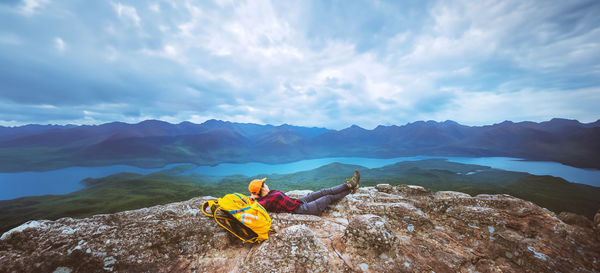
[2,158,600,235]
[2,156,600,201]
[2,153,599,173]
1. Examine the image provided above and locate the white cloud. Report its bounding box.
[54,37,66,52]
[112,2,141,26]
[185,0,304,66]
[20,0,50,16]
[1,0,599,128]
[139,43,186,64]
[514,27,600,72]
[410,0,600,75]
[149,3,160,13]
[127,0,597,128]
[422,87,600,125]
[163,45,176,57]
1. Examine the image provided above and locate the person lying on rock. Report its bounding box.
[248,170,360,216]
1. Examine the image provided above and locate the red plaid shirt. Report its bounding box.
[257,190,303,213]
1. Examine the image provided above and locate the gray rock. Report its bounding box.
[1,187,599,273]
[285,190,313,199]
[242,225,331,273]
[394,184,431,196]
[342,214,397,257]
[435,191,471,200]
[375,184,393,193]
[558,212,593,229]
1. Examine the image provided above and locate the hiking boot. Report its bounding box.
[345,170,361,193]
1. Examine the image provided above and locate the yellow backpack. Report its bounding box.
[202,193,272,243]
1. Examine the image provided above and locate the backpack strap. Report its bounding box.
[202,200,219,217]
[214,207,259,243]
[232,193,248,204]
[227,206,252,215]
[202,200,260,244]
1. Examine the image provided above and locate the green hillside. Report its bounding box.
[1,159,598,234]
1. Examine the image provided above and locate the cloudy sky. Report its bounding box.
[0,0,599,129]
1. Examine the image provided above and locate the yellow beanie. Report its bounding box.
[248,178,267,195]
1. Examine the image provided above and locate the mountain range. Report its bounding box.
[0,118,599,172]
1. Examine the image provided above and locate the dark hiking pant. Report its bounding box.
[293,184,350,215]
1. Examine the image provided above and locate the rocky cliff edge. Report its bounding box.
[1,185,599,273]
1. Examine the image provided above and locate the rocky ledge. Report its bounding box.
[1,185,599,273]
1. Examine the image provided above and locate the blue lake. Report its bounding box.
[1,156,599,200]
[0,164,182,201]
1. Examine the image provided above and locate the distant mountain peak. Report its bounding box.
[202,119,228,124]
[549,117,577,122]
[545,118,581,126]
[200,119,232,128]
[136,120,170,126]
[337,124,368,133]
[442,120,459,125]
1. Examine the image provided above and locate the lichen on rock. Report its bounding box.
[241,225,331,273]
[342,214,397,258]
[559,211,593,229]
